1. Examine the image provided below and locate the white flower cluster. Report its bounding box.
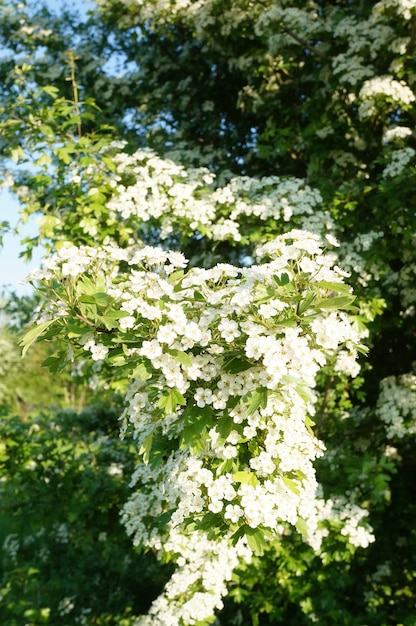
[105,148,332,244]
[377,373,416,438]
[255,4,325,48]
[382,246,416,315]
[382,147,415,177]
[2,533,20,565]
[95,0,196,27]
[255,1,410,89]
[383,125,413,143]
[358,75,415,119]
[338,231,384,287]
[30,229,369,625]
[367,560,392,583]
[23,244,105,284]
[307,495,375,550]
[54,522,70,543]
[132,528,252,626]
[376,0,416,21]
[331,13,394,86]
[57,596,76,616]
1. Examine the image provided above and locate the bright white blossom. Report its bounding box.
[27,227,372,625]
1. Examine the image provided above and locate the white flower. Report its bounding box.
[119,315,136,330]
[139,339,163,360]
[194,387,213,407]
[383,147,415,177]
[90,343,109,361]
[325,233,340,247]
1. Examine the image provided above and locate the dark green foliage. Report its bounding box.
[0,404,172,625]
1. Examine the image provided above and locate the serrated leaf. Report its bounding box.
[79,292,112,308]
[79,295,98,305]
[245,526,267,555]
[107,353,126,366]
[231,524,249,546]
[66,324,92,336]
[215,458,236,476]
[294,383,312,403]
[41,354,64,372]
[168,270,185,283]
[11,146,26,162]
[76,275,98,296]
[181,406,212,452]
[242,387,268,415]
[158,388,186,414]
[156,508,175,529]
[41,85,60,98]
[275,316,297,328]
[215,416,234,440]
[20,319,56,357]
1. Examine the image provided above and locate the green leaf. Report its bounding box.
[215,416,234,441]
[41,354,65,372]
[167,349,193,367]
[131,363,152,381]
[139,433,153,464]
[11,146,26,162]
[20,319,57,358]
[181,405,213,452]
[298,291,317,314]
[168,269,184,283]
[98,309,128,330]
[282,475,301,495]
[76,275,99,296]
[315,295,356,310]
[273,272,290,286]
[78,295,98,305]
[78,292,112,308]
[356,343,369,356]
[41,85,60,98]
[233,471,259,486]
[223,351,253,374]
[231,523,248,545]
[107,352,126,366]
[66,323,92,336]
[295,517,309,537]
[245,526,268,555]
[158,388,186,414]
[314,280,352,293]
[281,375,312,403]
[156,508,175,529]
[242,387,268,415]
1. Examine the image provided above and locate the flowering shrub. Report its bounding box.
[21,227,375,624]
